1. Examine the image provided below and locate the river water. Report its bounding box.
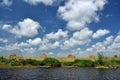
[0,68,120,80]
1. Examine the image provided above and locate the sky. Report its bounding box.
[0,0,120,57]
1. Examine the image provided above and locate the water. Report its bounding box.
[0,68,120,80]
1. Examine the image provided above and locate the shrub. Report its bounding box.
[96,52,104,65]
[25,59,41,66]
[74,59,94,67]
[0,56,7,64]
[111,59,120,66]
[42,57,61,67]
[5,58,22,66]
[61,62,74,66]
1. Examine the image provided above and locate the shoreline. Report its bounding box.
[0,65,118,69]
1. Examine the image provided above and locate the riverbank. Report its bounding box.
[1,53,120,68]
[0,64,39,68]
[0,64,118,69]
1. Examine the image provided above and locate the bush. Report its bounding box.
[97,52,104,65]
[42,58,61,67]
[0,56,7,64]
[74,59,94,67]
[5,58,22,66]
[25,59,41,66]
[111,59,120,66]
[61,62,74,66]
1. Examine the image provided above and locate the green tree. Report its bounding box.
[0,56,7,64]
[74,59,94,67]
[5,58,22,66]
[96,52,104,65]
[42,57,61,67]
[25,59,41,66]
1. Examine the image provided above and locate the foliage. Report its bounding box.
[5,58,22,66]
[0,56,7,64]
[111,59,120,66]
[61,61,74,66]
[42,57,61,67]
[74,59,94,67]
[97,52,104,65]
[25,59,41,66]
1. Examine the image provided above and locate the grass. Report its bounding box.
[1,53,120,68]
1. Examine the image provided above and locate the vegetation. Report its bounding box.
[25,59,41,66]
[0,57,22,66]
[41,57,61,67]
[61,61,74,66]
[1,52,120,68]
[0,56,7,64]
[5,58,22,66]
[74,59,94,67]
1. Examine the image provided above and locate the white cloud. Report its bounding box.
[108,34,120,52]
[58,0,107,30]
[39,40,60,50]
[92,29,110,39]
[27,37,42,45]
[22,47,36,54]
[0,38,8,43]
[2,18,41,38]
[46,29,68,40]
[86,35,120,55]
[0,0,12,6]
[2,24,12,30]
[53,41,60,47]
[87,42,106,53]
[103,36,114,45]
[24,0,60,6]
[62,28,93,49]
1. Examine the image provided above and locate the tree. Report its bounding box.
[97,52,104,65]
[42,57,61,67]
[5,58,22,66]
[0,56,7,64]
[25,59,41,66]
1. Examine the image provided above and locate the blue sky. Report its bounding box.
[0,0,120,57]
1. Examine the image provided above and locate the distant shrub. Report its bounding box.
[42,58,61,67]
[74,59,94,67]
[61,62,74,66]
[97,52,104,65]
[111,59,120,65]
[0,56,7,64]
[25,59,41,66]
[5,58,22,66]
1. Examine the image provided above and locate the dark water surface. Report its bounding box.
[0,68,120,80]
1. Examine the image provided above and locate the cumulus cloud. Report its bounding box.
[108,33,120,52]
[62,28,93,49]
[92,29,110,39]
[24,0,63,6]
[0,38,8,43]
[46,29,68,40]
[27,37,42,46]
[86,35,120,56]
[39,39,61,50]
[2,18,41,38]
[58,0,107,30]
[0,0,12,6]
[2,24,12,30]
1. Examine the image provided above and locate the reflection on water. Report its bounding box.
[0,68,120,80]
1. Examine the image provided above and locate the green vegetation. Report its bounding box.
[74,59,94,67]
[1,52,120,68]
[0,57,21,66]
[0,56,7,64]
[41,57,61,67]
[61,61,74,66]
[25,59,41,66]
[5,58,22,66]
